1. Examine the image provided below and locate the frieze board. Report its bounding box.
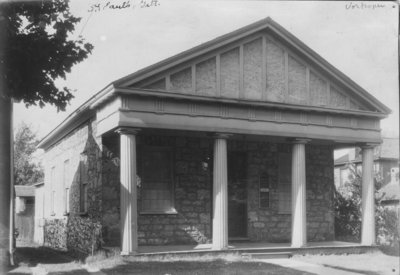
[114,95,379,131]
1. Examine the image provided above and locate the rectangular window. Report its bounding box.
[65,188,70,214]
[79,156,88,213]
[259,173,270,208]
[51,191,56,215]
[278,153,291,214]
[140,147,175,214]
[340,168,348,185]
[50,166,56,215]
[63,159,70,214]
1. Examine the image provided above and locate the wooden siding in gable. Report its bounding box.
[135,32,371,112]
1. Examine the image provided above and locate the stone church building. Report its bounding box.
[37,18,390,255]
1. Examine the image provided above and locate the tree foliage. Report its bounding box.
[1,0,93,110]
[14,122,43,186]
[334,163,399,251]
[334,165,362,240]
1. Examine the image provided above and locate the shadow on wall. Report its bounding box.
[43,126,214,253]
[44,122,102,255]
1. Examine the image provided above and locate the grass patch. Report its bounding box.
[85,251,245,270]
[96,260,310,275]
[83,251,313,274]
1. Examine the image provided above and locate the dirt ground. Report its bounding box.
[297,251,399,275]
[4,246,399,275]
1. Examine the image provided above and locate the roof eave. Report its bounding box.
[37,84,117,150]
[265,21,391,115]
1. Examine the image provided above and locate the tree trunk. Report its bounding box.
[0,95,12,269]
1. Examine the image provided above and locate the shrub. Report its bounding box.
[334,163,399,250]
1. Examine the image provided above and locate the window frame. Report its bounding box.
[63,159,70,215]
[259,173,270,209]
[79,154,89,215]
[139,146,176,215]
[50,166,56,216]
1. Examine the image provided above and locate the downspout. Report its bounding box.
[9,100,14,265]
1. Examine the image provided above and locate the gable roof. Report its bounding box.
[38,17,391,150]
[15,185,35,197]
[334,138,399,166]
[379,138,399,160]
[335,154,350,165]
[113,17,391,114]
[379,181,400,202]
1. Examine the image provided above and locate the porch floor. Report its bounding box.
[136,241,376,256]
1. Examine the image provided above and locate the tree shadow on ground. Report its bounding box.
[14,246,76,266]
[379,244,400,256]
[6,246,83,275]
[57,260,317,275]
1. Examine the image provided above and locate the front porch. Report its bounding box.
[100,130,378,255]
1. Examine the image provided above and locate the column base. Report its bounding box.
[291,242,307,248]
[120,250,138,256]
[211,245,229,251]
[361,240,376,246]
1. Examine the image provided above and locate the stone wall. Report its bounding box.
[245,141,335,242]
[101,134,335,246]
[101,135,213,246]
[244,141,291,242]
[306,145,335,241]
[43,119,103,254]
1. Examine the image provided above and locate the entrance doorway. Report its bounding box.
[228,151,247,239]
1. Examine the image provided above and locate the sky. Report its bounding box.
[13,0,399,144]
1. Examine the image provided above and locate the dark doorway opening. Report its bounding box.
[228,151,248,239]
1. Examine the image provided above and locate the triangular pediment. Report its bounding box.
[114,18,390,115]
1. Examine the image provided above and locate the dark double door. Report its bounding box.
[227,151,247,239]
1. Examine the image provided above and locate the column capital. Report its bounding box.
[291,138,311,144]
[115,127,141,136]
[213,133,232,139]
[358,143,379,149]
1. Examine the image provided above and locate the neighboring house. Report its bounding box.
[33,181,45,245]
[334,138,399,188]
[14,185,35,244]
[378,167,400,208]
[36,18,390,255]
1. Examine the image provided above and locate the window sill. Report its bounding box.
[140,209,178,215]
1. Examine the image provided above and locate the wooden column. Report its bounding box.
[212,133,230,250]
[116,128,140,255]
[361,145,376,246]
[291,139,309,248]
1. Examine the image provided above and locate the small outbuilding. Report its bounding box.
[14,185,35,245]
